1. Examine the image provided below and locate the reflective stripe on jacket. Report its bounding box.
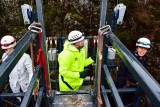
[58,41,94,91]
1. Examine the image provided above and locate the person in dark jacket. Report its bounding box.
[117,37,150,88]
[116,37,151,106]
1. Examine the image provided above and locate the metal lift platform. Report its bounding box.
[52,90,94,107]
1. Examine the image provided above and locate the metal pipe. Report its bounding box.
[99,0,108,28]
[101,85,111,107]
[103,65,124,107]
[103,88,136,93]
[36,0,51,96]
[35,87,44,107]
[0,93,25,97]
[55,90,90,95]
[35,0,51,106]
[20,66,40,107]
[52,36,97,40]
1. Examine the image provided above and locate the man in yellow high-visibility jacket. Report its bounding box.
[58,30,96,91]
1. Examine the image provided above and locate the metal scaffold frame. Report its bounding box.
[0,0,159,107]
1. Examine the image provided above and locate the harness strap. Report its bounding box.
[61,76,74,90]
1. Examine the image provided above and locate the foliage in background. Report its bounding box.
[114,0,160,81]
[0,0,160,81]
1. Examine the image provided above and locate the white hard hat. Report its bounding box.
[68,30,84,44]
[1,35,16,49]
[136,37,150,48]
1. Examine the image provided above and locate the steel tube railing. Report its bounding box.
[20,66,40,107]
[35,87,44,107]
[103,64,124,107]
[101,85,111,107]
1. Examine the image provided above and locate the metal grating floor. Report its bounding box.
[52,94,94,107]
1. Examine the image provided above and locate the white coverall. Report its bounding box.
[2,53,33,101]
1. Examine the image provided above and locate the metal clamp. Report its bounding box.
[28,26,42,33]
[99,25,111,35]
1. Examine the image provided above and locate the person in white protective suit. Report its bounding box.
[0,35,33,102]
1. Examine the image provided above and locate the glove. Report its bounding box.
[79,70,88,78]
[91,44,97,61]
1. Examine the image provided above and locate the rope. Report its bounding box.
[36,32,50,92]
